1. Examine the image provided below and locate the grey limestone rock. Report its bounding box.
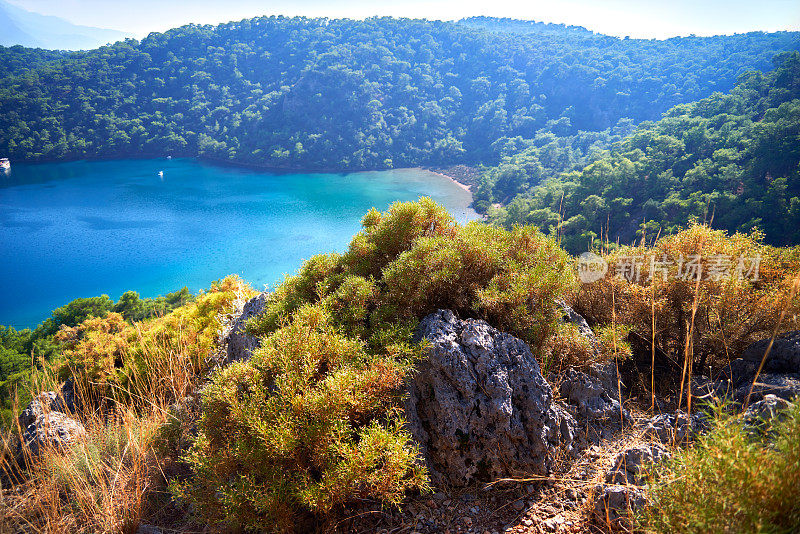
[733,373,800,403]
[223,293,268,363]
[18,411,86,459]
[594,485,647,528]
[405,310,575,486]
[742,394,792,428]
[605,442,670,486]
[742,330,800,374]
[559,362,631,424]
[642,410,708,444]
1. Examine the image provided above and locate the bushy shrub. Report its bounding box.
[175,304,429,532]
[641,401,800,533]
[574,224,800,378]
[185,199,578,531]
[54,276,254,408]
[249,198,577,355]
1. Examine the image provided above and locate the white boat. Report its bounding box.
[0,158,10,170]
[158,170,164,178]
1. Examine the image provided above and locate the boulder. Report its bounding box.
[405,310,575,486]
[733,373,800,403]
[594,485,647,528]
[742,394,792,428]
[18,379,77,429]
[742,330,800,374]
[18,411,86,459]
[223,293,268,363]
[559,362,631,424]
[642,410,708,444]
[606,443,670,486]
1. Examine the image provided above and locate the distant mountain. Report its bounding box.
[0,0,130,50]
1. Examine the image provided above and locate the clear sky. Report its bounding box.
[6,0,800,39]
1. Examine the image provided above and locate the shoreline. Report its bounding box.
[420,167,473,194]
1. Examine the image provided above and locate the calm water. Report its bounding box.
[0,159,477,328]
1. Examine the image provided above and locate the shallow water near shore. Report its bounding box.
[0,158,477,328]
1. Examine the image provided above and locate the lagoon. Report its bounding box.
[0,159,477,328]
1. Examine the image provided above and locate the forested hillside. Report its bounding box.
[0,16,797,170]
[484,52,800,253]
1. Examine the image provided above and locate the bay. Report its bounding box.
[0,158,477,328]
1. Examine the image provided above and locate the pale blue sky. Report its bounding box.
[7,0,800,39]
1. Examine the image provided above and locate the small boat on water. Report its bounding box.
[158,170,164,178]
[0,158,10,171]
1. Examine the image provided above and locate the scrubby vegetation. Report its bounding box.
[1,199,799,533]
[574,224,800,396]
[0,287,193,423]
[1,277,251,532]
[642,401,800,533]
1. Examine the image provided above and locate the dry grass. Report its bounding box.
[0,276,253,533]
[574,225,800,399]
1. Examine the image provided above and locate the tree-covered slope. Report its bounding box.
[485,52,800,253]
[0,16,797,169]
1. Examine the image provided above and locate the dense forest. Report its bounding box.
[0,16,797,170]
[483,52,800,253]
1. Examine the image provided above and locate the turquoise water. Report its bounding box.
[0,159,477,328]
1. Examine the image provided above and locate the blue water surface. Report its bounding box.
[0,159,477,328]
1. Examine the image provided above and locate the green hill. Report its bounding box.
[0,16,797,170]
[485,52,800,253]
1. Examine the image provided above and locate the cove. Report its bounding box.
[0,158,478,328]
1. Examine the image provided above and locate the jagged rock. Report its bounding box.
[742,330,800,374]
[594,485,647,528]
[642,410,708,444]
[557,301,598,347]
[733,373,800,403]
[559,362,631,424]
[743,394,792,428]
[18,411,86,459]
[728,358,759,385]
[223,293,267,363]
[606,443,670,486]
[19,379,77,429]
[405,310,575,486]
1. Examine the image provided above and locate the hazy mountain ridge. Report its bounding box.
[0,0,130,50]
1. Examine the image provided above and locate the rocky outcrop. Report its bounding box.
[642,410,708,444]
[221,293,267,363]
[19,382,76,429]
[557,301,598,348]
[743,394,792,428]
[559,362,631,425]
[19,411,86,458]
[594,485,647,528]
[741,330,800,374]
[726,331,800,403]
[733,373,800,403]
[405,310,575,486]
[606,443,670,486]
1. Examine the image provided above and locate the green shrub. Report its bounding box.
[175,304,429,532]
[249,198,577,355]
[642,401,800,533]
[186,198,579,530]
